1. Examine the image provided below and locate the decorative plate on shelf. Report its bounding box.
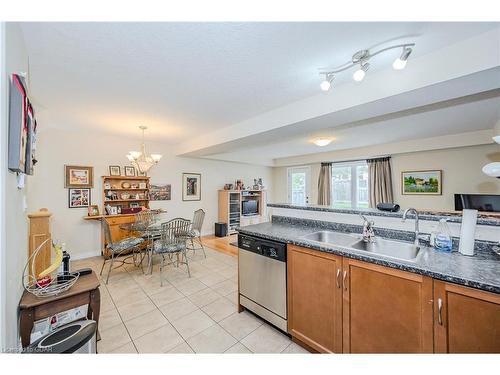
[121,182,131,189]
[120,193,130,200]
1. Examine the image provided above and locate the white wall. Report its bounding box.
[1,22,30,352]
[29,127,273,259]
[391,144,500,210]
[271,144,500,211]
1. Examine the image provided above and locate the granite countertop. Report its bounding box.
[268,203,500,226]
[237,220,500,294]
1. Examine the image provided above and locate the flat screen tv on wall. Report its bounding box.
[454,194,500,213]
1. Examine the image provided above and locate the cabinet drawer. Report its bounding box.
[106,216,135,225]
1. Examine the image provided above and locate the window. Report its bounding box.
[331,161,368,209]
[287,167,310,205]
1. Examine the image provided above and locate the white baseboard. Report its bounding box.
[72,250,102,260]
[74,230,216,261]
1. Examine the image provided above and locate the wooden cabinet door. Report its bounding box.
[287,245,343,353]
[342,258,433,353]
[434,281,500,353]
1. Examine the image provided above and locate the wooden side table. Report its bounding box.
[19,271,101,348]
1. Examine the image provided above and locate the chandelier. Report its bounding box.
[319,42,415,91]
[126,126,162,173]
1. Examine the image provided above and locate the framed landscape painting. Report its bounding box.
[402,170,442,195]
[182,173,201,201]
[150,183,171,201]
[65,165,93,188]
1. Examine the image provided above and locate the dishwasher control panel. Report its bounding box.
[238,234,286,262]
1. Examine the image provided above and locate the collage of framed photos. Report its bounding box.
[65,165,94,211]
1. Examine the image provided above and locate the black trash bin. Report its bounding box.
[215,222,228,237]
[25,319,97,353]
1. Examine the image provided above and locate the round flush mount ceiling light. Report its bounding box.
[313,138,333,147]
[318,42,415,91]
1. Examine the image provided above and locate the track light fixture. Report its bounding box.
[319,43,415,91]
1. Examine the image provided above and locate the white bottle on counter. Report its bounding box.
[458,209,477,256]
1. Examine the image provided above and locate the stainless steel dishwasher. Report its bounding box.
[238,234,287,332]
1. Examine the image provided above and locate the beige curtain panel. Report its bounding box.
[318,162,332,205]
[367,157,394,208]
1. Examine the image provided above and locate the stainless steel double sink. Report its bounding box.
[301,231,421,261]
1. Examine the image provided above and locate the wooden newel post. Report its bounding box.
[27,208,52,279]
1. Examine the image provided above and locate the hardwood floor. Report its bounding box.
[201,234,238,256]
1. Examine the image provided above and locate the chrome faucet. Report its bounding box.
[402,208,420,249]
[360,214,375,242]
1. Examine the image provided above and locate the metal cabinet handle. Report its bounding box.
[342,271,347,291]
[437,298,443,325]
[336,269,341,289]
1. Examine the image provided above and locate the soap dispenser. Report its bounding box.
[434,219,452,251]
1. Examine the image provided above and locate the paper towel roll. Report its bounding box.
[459,209,477,256]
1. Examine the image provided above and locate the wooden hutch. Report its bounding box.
[84,175,150,256]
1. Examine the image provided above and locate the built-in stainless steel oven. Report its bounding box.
[238,234,287,331]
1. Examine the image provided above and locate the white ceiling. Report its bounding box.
[207,93,500,165]
[21,22,499,145]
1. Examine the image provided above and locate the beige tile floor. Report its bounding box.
[72,245,309,354]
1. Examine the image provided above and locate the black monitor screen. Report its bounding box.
[454,194,500,212]
[242,200,258,216]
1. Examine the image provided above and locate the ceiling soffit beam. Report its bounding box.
[176,28,500,157]
[180,67,500,157]
[273,129,496,167]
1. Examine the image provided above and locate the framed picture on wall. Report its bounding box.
[109,165,121,176]
[150,183,171,200]
[182,173,201,201]
[69,188,91,208]
[65,165,94,188]
[124,166,136,177]
[401,170,442,195]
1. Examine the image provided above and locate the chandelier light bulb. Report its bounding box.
[151,154,162,162]
[129,151,141,159]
